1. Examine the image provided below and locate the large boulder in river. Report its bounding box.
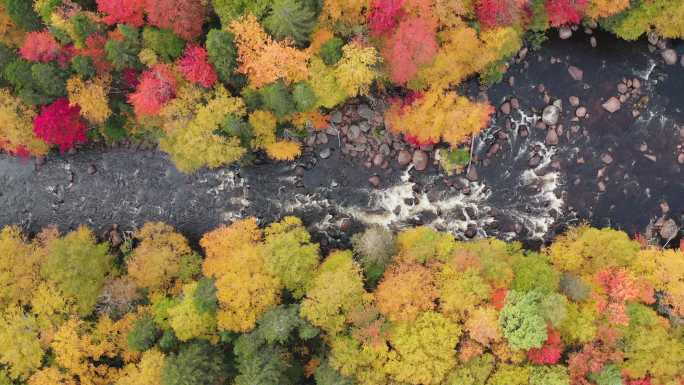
[602,97,621,113]
[542,105,560,126]
[662,49,678,65]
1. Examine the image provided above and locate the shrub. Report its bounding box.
[319,36,344,65]
[178,45,217,88]
[259,80,296,118]
[142,27,184,62]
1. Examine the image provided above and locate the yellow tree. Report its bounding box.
[300,250,368,335]
[66,76,112,125]
[28,367,77,385]
[384,311,462,385]
[167,282,217,341]
[374,263,437,322]
[230,14,309,89]
[318,0,370,29]
[0,225,45,308]
[116,349,165,385]
[200,218,282,332]
[0,306,44,380]
[127,222,197,293]
[0,88,49,156]
[159,86,247,172]
[386,87,494,148]
[586,0,630,18]
[334,42,380,99]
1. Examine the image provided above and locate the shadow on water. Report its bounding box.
[0,30,682,246]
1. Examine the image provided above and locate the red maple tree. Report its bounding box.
[20,31,66,64]
[476,0,524,29]
[128,64,177,117]
[382,16,438,85]
[96,0,145,27]
[545,0,587,27]
[178,45,218,88]
[144,0,207,40]
[368,0,405,36]
[527,326,563,364]
[33,98,88,153]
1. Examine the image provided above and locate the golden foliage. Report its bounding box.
[159,86,247,172]
[633,248,684,317]
[265,140,302,161]
[586,0,631,18]
[200,219,281,332]
[0,226,45,308]
[249,110,277,150]
[28,367,77,385]
[387,87,494,147]
[375,263,437,322]
[230,14,310,89]
[0,306,44,380]
[127,222,194,293]
[116,349,165,385]
[168,282,217,341]
[334,42,380,98]
[67,76,112,125]
[318,0,370,28]
[0,4,25,47]
[0,88,48,156]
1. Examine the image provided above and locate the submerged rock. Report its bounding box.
[412,150,428,171]
[602,97,621,113]
[662,49,678,65]
[542,105,560,125]
[568,66,584,81]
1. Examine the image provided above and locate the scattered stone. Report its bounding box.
[602,97,621,113]
[294,166,305,177]
[600,153,614,165]
[537,84,545,93]
[397,150,412,166]
[662,49,678,65]
[500,102,511,115]
[528,154,542,168]
[678,153,684,164]
[348,125,361,141]
[317,132,328,144]
[644,154,657,162]
[518,47,528,60]
[632,110,640,118]
[364,161,372,168]
[660,219,679,241]
[535,120,547,130]
[657,40,667,50]
[519,126,529,138]
[507,76,515,87]
[575,106,587,118]
[358,104,374,120]
[372,153,384,167]
[464,227,477,238]
[639,143,648,152]
[319,148,331,159]
[590,36,598,48]
[568,66,584,81]
[559,26,572,39]
[87,164,97,175]
[569,96,580,107]
[598,181,606,192]
[368,175,381,188]
[543,94,551,104]
[618,94,628,103]
[35,156,46,166]
[412,150,428,171]
[339,218,351,232]
[617,83,628,94]
[542,105,560,126]
[632,78,641,89]
[486,143,500,158]
[109,226,123,247]
[466,165,479,181]
[510,98,520,109]
[545,128,559,146]
[330,111,343,124]
[380,143,390,156]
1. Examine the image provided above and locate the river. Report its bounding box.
[1,31,682,248]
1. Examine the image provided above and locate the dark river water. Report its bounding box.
[1,31,682,247]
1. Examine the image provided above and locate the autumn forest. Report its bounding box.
[0,1,683,385]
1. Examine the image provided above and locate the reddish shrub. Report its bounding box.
[33,98,88,152]
[491,288,508,310]
[20,31,63,63]
[78,35,112,74]
[545,0,587,27]
[476,0,523,29]
[178,45,217,88]
[368,0,405,36]
[96,0,145,27]
[128,64,177,117]
[527,327,563,364]
[144,0,207,40]
[382,16,438,85]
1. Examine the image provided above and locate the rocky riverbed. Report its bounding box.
[0,31,682,248]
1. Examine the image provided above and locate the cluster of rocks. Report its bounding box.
[303,101,437,188]
[558,22,598,48]
[649,32,684,66]
[678,126,684,165]
[601,77,644,117]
